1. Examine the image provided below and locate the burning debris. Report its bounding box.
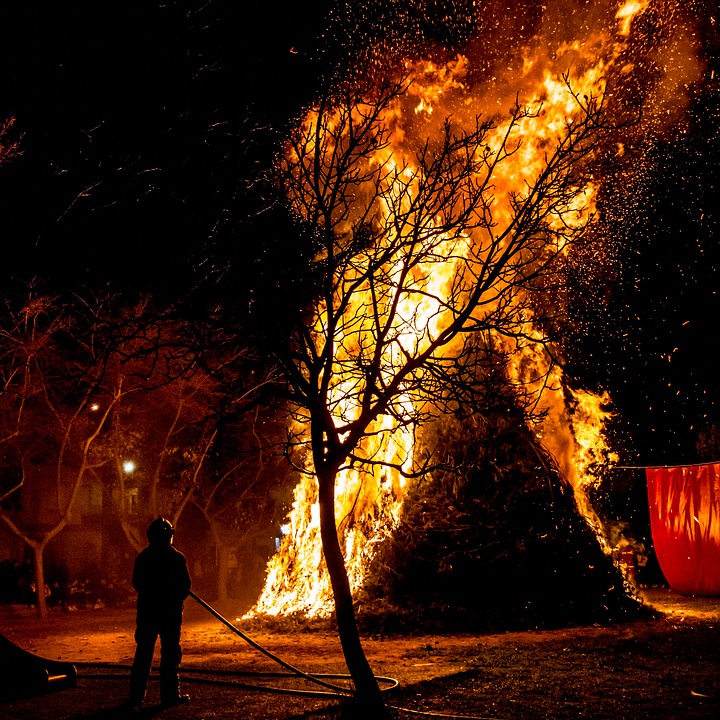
[359,414,646,633]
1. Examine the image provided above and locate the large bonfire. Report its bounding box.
[253,0,706,626]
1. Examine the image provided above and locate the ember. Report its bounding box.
[252,0,706,620]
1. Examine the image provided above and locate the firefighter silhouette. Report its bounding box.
[127,517,191,707]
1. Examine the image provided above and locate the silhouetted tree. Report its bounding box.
[192,406,294,603]
[83,301,224,549]
[0,289,119,617]
[96,301,285,603]
[269,73,612,712]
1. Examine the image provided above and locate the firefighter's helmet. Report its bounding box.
[147,517,175,545]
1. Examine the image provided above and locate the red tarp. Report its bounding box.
[646,463,720,596]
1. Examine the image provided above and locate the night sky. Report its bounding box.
[574,81,720,469]
[0,1,330,295]
[1,0,719,474]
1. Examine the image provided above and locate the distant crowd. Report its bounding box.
[0,559,135,610]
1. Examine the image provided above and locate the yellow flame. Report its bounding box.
[616,0,650,36]
[253,0,704,618]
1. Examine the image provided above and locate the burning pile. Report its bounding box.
[253,0,707,624]
[360,416,637,633]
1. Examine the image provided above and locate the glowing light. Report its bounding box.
[123,460,136,474]
[616,0,650,36]
[253,0,705,619]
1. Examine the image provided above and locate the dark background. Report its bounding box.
[0,1,332,297]
[0,0,718,478]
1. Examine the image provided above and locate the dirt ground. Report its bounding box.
[1,588,719,719]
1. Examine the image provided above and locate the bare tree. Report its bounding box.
[0,117,25,498]
[270,74,612,711]
[0,290,118,617]
[98,305,226,553]
[192,405,293,603]
[99,301,284,607]
[0,284,285,613]
[0,116,21,165]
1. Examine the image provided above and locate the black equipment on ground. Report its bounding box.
[0,631,77,699]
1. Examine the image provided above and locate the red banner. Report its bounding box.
[646,463,720,596]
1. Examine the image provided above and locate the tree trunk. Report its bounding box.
[31,543,48,619]
[316,468,387,715]
[216,542,230,602]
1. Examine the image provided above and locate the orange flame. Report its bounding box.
[252,0,705,618]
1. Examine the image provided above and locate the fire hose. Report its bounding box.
[185,589,397,697]
[74,590,497,719]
